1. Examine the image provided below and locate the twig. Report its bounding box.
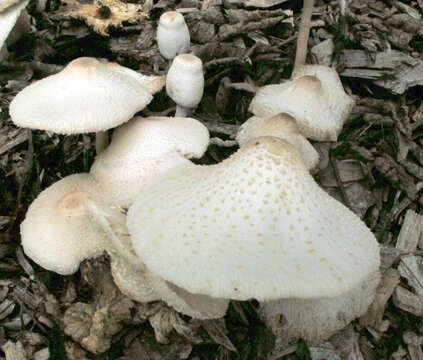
[294,0,314,68]
[209,138,238,147]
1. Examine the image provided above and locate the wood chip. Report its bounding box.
[201,319,237,352]
[311,38,334,66]
[32,348,49,360]
[360,268,400,328]
[392,286,423,317]
[396,210,423,253]
[309,342,341,360]
[403,332,423,360]
[398,256,423,296]
[227,0,288,7]
[341,50,423,94]
[380,246,402,270]
[1,341,27,360]
[330,325,364,360]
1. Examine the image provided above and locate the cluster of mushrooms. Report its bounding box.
[8,0,381,346]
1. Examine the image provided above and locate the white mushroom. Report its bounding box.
[166,54,204,117]
[236,113,319,170]
[157,11,190,60]
[0,0,29,62]
[20,174,110,275]
[9,57,165,152]
[248,0,354,141]
[85,200,229,319]
[127,136,380,302]
[248,66,355,141]
[90,116,210,208]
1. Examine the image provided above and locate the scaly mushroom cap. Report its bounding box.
[236,113,319,170]
[85,200,229,319]
[127,137,380,301]
[90,116,210,208]
[249,65,355,141]
[10,57,163,134]
[259,270,380,344]
[21,174,110,275]
[0,0,29,54]
[166,54,204,109]
[157,11,190,60]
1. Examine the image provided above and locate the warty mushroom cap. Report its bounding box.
[90,116,210,208]
[166,54,204,110]
[85,200,229,319]
[157,11,190,60]
[248,65,355,141]
[21,173,110,275]
[127,136,380,301]
[0,0,29,58]
[9,57,165,134]
[236,113,319,170]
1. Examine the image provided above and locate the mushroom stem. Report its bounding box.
[95,131,109,154]
[294,0,314,69]
[175,105,192,117]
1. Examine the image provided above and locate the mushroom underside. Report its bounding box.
[259,270,381,344]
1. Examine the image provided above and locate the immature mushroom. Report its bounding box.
[236,113,319,170]
[166,54,204,117]
[157,11,190,60]
[86,201,229,319]
[0,0,29,62]
[127,137,380,305]
[9,57,165,152]
[21,174,110,275]
[90,116,210,208]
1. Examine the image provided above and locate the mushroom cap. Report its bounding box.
[0,0,23,12]
[248,65,355,141]
[157,11,190,60]
[10,57,161,134]
[259,270,380,343]
[21,173,110,275]
[85,200,229,319]
[90,116,210,208]
[236,113,319,170]
[166,54,204,109]
[127,136,380,301]
[0,0,29,52]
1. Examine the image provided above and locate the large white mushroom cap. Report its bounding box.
[0,0,29,59]
[166,54,204,116]
[249,65,355,141]
[90,116,210,208]
[157,11,190,60]
[85,200,229,319]
[21,174,111,275]
[236,113,319,170]
[127,137,380,301]
[10,57,165,134]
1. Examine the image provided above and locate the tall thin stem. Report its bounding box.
[294,0,315,69]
